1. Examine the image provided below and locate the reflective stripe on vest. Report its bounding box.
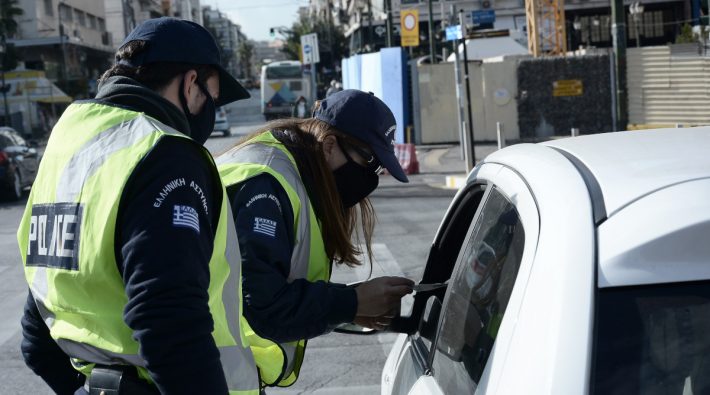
[217,142,312,282]
[17,102,259,394]
[217,133,330,387]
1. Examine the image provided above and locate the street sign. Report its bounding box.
[400,9,419,47]
[472,9,496,26]
[553,80,584,97]
[445,25,463,41]
[300,33,320,65]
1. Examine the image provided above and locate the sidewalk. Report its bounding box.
[409,143,500,189]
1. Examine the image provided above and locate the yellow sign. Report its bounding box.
[553,79,583,97]
[400,10,419,47]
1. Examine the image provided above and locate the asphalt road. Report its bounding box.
[0,89,457,394]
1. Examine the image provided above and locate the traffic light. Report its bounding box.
[270,28,275,38]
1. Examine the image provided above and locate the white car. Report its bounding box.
[214,106,231,137]
[380,128,710,395]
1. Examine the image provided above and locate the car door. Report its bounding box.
[383,164,539,395]
[2,130,39,184]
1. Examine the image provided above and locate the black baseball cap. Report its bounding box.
[118,17,249,106]
[314,89,408,183]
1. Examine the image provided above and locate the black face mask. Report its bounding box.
[179,78,215,145]
[332,145,380,209]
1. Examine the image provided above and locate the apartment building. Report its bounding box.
[203,6,246,78]
[166,0,203,25]
[12,0,114,97]
[104,0,164,48]
[335,0,688,55]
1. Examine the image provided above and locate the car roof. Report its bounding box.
[543,128,710,218]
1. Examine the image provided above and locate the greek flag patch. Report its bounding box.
[173,205,200,234]
[253,217,277,237]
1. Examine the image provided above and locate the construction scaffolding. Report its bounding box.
[525,0,568,56]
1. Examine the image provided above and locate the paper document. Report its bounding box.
[413,282,448,292]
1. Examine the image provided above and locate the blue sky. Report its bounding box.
[202,0,306,41]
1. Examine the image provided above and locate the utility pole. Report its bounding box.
[611,0,628,131]
[459,9,475,170]
[367,0,373,51]
[428,0,437,63]
[385,0,393,47]
[58,1,67,93]
[0,35,8,126]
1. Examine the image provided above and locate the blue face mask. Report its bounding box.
[179,77,215,145]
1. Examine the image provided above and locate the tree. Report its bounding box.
[0,0,21,72]
[0,0,22,39]
[238,40,254,79]
[0,0,22,126]
[676,23,695,44]
[280,13,348,71]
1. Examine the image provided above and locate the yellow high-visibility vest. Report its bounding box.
[17,101,259,394]
[217,131,330,387]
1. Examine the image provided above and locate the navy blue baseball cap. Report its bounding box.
[314,89,408,182]
[118,17,249,106]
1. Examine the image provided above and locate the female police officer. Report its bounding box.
[217,90,414,389]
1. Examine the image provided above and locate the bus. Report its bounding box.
[260,60,309,120]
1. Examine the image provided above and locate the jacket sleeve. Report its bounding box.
[229,174,358,343]
[20,290,83,395]
[117,138,228,394]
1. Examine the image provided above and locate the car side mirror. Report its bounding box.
[333,322,377,335]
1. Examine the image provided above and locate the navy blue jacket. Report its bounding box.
[228,166,358,343]
[21,77,230,394]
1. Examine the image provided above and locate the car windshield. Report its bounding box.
[593,281,710,394]
[266,65,302,79]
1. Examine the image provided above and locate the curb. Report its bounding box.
[444,175,467,190]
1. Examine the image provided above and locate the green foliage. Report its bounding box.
[238,40,254,79]
[0,0,22,72]
[676,23,695,44]
[0,0,22,38]
[280,13,348,67]
[2,42,17,71]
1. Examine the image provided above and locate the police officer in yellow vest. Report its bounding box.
[17,18,259,395]
[217,90,414,389]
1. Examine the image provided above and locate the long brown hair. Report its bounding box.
[233,118,376,267]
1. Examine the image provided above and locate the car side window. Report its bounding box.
[431,187,526,393]
[0,134,12,149]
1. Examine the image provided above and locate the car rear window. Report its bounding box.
[593,281,710,394]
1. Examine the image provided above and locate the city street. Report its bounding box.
[0,89,460,394]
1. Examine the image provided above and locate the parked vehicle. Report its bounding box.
[378,128,710,395]
[260,60,309,121]
[0,127,39,201]
[213,106,231,137]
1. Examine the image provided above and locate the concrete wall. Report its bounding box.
[417,63,459,144]
[416,56,521,144]
[474,57,522,142]
[517,54,613,138]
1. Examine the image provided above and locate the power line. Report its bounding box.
[218,1,308,11]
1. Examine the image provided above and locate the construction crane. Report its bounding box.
[525,0,567,56]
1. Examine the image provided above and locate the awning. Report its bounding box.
[2,69,72,104]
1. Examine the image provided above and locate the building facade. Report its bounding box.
[13,0,114,98]
[164,0,203,24]
[104,0,164,49]
[334,0,688,56]
[202,6,244,78]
